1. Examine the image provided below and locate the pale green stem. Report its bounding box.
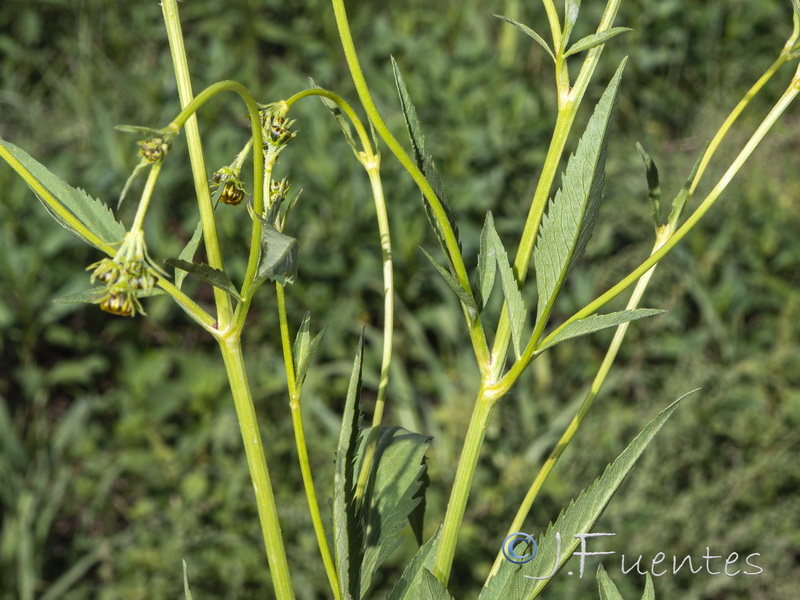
[492,70,800,397]
[354,162,394,505]
[329,0,490,374]
[276,284,341,600]
[431,390,498,585]
[161,0,233,330]
[489,0,623,380]
[218,333,295,600]
[130,162,161,233]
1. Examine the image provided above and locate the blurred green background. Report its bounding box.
[1,0,799,598]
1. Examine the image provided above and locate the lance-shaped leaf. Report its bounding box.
[0,138,125,251]
[635,142,662,228]
[536,309,665,353]
[333,333,366,600]
[484,212,527,358]
[420,247,478,316]
[292,311,326,391]
[388,528,441,600]
[596,564,624,600]
[534,59,626,334]
[416,569,455,600]
[564,28,632,58]
[257,224,298,286]
[52,286,165,304]
[480,389,698,600]
[665,142,708,231]
[355,426,433,597]
[164,258,242,301]
[563,0,582,48]
[641,572,655,600]
[310,78,360,156]
[182,560,194,600]
[392,58,462,263]
[175,221,203,290]
[477,211,498,310]
[494,15,556,63]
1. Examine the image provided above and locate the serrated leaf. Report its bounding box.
[564,27,632,58]
[164,258,242,301]
[257,224,298,286]
[480,389,698,600]
[293,311,326,391]
[310,78,360,156]
[563,0,582,47]
[392,58,461,263]
[665,142,709,231]
[484,212,527,358]
[537,309,665,352]
[494,15,556,63]
[477,211,497,310]
[176,221,204,290]
[52,286,165,304]
[387,527,441,600]
[333,333,366,600]
[182,560,194,600]
[597,564,624,600]
[635,142,662,227]
[355,426,432,597]
[420,247,478,316]
[417,569,455,600]
[534,59,626,334]
[0,138,125,250]
[641,572,655,600]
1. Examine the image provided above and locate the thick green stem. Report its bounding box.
[218,335,295,600]
[276,285,341,600]
[161,0,233,330]
[431,390,498,585]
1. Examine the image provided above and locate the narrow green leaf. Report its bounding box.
[387,527,441,600]
[537,309,665,352]
[635,142,662,227]
[182,560,194,600]
[392,58,462,262]
[484,212,527,358]
[164,258,242,301]
[564,27,632,58]
[534,59,626,334]
[176,221,203,290]
[420,247,478,316]
[480,389,698,600]
[257,224,298,286]
[417,569,455,600]
[118,159,149,209]
[477,211,498,309]
[494,15,556,63]
[563,0,582,47]
[52,286,165,304]
[0,138,125,249]
[597,564,624,600]
[793,0,800,20]
[355,426,433,597]
[310,78,359,155]
[293,311,326,391]
[641,572,655,600]
[665,142,709,231]
[333,333,366,600]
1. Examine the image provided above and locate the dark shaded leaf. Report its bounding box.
[257,224,298,286]
[52,286,165,304]
[293,311,326,390]
[176,221,203,289]
[494,15,556,62]
[387,527,441,600]
[164,258,242,301]
[420,247,478,316]
[635,142,662,227]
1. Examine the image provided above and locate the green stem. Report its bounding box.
[493,71,800,397]
[489,0,623,380]
[218,334,295,600]
[130,162,161,233]
[276,285,341,600]
[329,0,490,375]
[431,390,498,585]
[354,163,394,505]
[161,0,233,330]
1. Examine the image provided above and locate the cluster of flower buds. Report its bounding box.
[259,104,297,156]
[87,232,158,317]
[137,135,172,164]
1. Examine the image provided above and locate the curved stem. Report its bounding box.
[329,0,490,374]
[276,284,342,600]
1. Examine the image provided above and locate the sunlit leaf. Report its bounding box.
[564,28,632,58]
[596,564,623,600]
[477,211,498,310]
[537,309,665,352]
[387,528,441,600]
[563,0,582,47]
[293,311,326,391]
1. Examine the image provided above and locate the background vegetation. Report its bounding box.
[1,0,798,598]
